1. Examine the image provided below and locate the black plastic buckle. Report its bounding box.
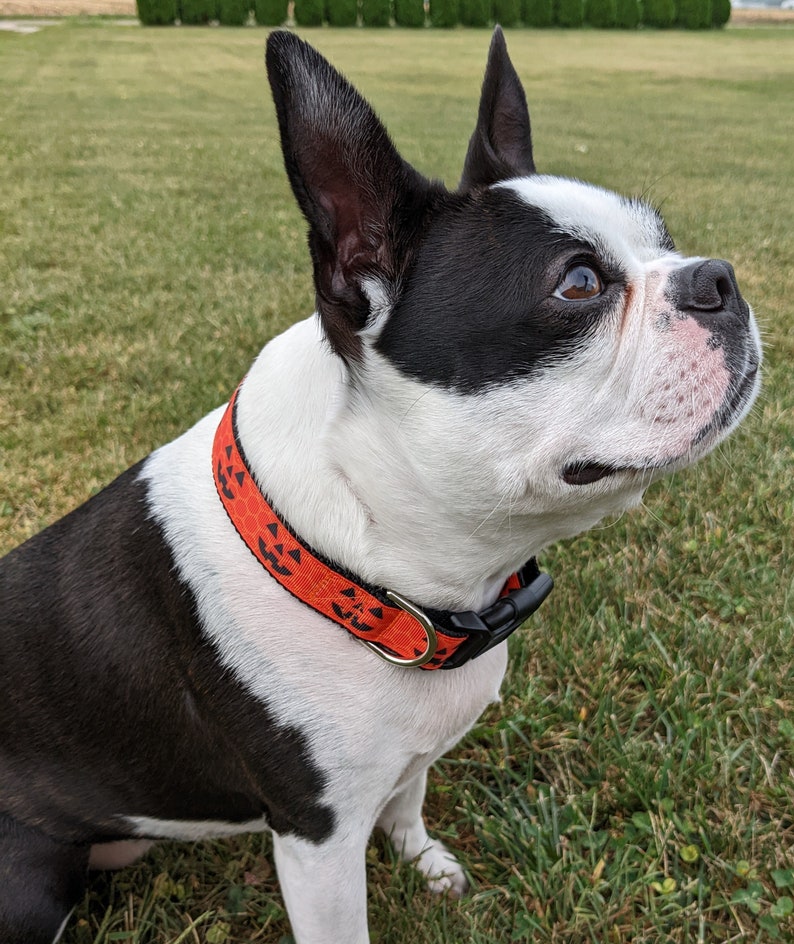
[439,559,554,670]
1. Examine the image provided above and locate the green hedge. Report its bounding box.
[493,0,519,24]
[254,0,287,23]
[179,0,217,22]
[676,0,710,27]
[137,0,177,22]
[461,0,490,24]
[294,0,324,22]
[393,0,424,22]
[585,0,615,25]
[522,0,553,24]
[556,0,583,25]
[361,0,391,23]
[217,0,249,23]
[614,0,638,26]
[141,0,730,27]
[643,0,675,25]
[711,0,730,25]
[327,0,358,23]
[430,0,460,24]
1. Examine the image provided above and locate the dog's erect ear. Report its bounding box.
[459,27,535,191]
[266,31,438,362]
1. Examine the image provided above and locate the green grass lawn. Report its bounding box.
[1,20,793,944]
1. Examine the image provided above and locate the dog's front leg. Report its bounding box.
[273,829,370,944]
[377,769,469,897]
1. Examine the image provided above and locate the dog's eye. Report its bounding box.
[555,264,603,301]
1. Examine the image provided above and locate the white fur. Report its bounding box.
[125,815,269,841]
[140,359,509,944]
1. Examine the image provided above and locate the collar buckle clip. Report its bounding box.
[358,590,439,668]
[440,563,554,670]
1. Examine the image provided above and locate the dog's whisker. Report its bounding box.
[466,496,509,543]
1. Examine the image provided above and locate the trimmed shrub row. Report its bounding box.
[139,0,729,27]
[137,0,289,23]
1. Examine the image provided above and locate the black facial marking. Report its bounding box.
[0,463,334,848]
[377,188,625,392]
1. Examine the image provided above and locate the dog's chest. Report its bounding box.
[141,413,508,826]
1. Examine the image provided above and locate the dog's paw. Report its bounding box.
[415,839,469,898]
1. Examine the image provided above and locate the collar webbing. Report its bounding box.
[212,385,553,670]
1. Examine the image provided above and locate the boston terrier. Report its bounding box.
[0,27,761,944]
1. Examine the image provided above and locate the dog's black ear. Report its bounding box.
[459,26,535,191]
[266,31,438,362]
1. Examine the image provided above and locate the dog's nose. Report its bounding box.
[674,259,747,323]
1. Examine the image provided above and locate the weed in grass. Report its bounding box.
[1,22,793,944]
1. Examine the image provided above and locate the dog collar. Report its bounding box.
[212,385,553,670]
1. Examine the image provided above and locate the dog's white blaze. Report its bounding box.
[498,176,675,269]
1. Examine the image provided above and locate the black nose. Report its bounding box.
[674,259,747,322]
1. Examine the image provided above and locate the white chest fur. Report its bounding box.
[140,348,509,832]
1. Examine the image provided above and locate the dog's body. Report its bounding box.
[0,29,760,944]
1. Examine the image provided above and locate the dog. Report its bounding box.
[0,27,761,944]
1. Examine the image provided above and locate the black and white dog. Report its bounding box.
[0,28,761,944]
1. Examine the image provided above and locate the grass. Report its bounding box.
[1,20,793,944]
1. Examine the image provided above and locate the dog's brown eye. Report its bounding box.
[556,265,603,301]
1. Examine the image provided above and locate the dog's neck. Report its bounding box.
[234,316,630,612]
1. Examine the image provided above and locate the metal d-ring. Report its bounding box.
[359,590,438,668]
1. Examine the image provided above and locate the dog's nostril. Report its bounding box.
[678,259,742,315]
[715,274,733,308]
[696,261,735,310]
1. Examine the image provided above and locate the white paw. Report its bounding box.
[416,839,469,898]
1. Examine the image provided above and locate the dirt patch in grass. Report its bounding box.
[731,6,794,25]
[0,0,135,14]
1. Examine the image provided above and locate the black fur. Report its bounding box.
[0,815,87,944]
[0,463,334,925]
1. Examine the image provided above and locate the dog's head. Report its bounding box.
[265,29,760,556]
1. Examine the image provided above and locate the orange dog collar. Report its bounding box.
[212,385,553,670]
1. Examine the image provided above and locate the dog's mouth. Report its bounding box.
[561,460,643,487]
